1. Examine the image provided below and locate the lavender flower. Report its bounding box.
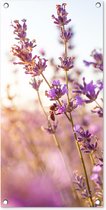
[42,120,58,134]
[83,49,103,71]
[51,96,83,115]
[76,95,84,106]
[32,56,48,76]
[91,164,103,189]
[29,78,43,91]
[60,28,73,42]
[92,107,103,118]
[11,19,27,40]
[12,20,47,76]
[52,3,71,26]
[12,45,33,64]
[73,172,90,199]
[58,57,75,71]
[45,80,67,100]
[49,94,84,118]
[73,77,102,103]
[58,27,74,49]
[96,80,103,90]
[74,125,97,153]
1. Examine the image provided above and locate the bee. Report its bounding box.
[50,111,55,121]
[49,103,57,121]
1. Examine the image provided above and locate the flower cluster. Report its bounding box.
[11,20,47,78]
[92,106,103,118]
[73,77,103,103]
[83,49,103,72]
[52,3,71,26]
[45,80,67,100]
[29,78,43,91]
[58,56,75,71]
[73,172,90,199]
[11,19,27,40]
[74,125,97,153]
[60,27,73,43]
[30,56,47,76]
[91,164,103,190]
[42,120,58,134]
[57,97,83,114]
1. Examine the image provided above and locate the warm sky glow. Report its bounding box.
[1,0,103,110]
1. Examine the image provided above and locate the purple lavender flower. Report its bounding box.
[43,120,58,134]
[73,77,102,103]
[83,49,103,71]
[74,125,92,142]
[58,27,74,49]
[56,101,67,114]
[60,28,72,42]
[12,20,47,76]
[91,163,103,187]
[52,3,71,26]
[74,125,97,153]
[32,56,48,76]
[11,19,27,40]
[92,107,103,118]
[96,80,103,90]
[29,78,43,91]
[12,44,31,61]
[58,57,75,71]
[45,80,67,100]
[53,97,83,115]
[91,164,103,190]
[75,95,84,106]
[73,172,90,199]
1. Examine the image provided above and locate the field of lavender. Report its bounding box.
[1,3,103,207]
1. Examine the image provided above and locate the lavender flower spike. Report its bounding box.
[58,57,75,71]
[45,80,67,100]
[73,172,90,199]
[74,125,97,153]
[30,78,43,91]
[11,19,27,40]
[52,3,71,26]
[32,56,48,76]
[83,49,103,71]
[60,28,72,42]
[73,77,102,103]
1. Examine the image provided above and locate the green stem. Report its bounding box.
[37,91,48,121]
[89,152,95,166]
[41,72,51,88]
[63,28,94,207]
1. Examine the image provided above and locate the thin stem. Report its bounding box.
[89,152,95,166]
[41,72,51,88]
[40,56,94,207]
[37,91,48,121]
[37,89,72,180]
[95,100,102,109]
[52,133,60,148]
[63,27,94,207]
[70,114,94,206]
[66,70,70,103]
